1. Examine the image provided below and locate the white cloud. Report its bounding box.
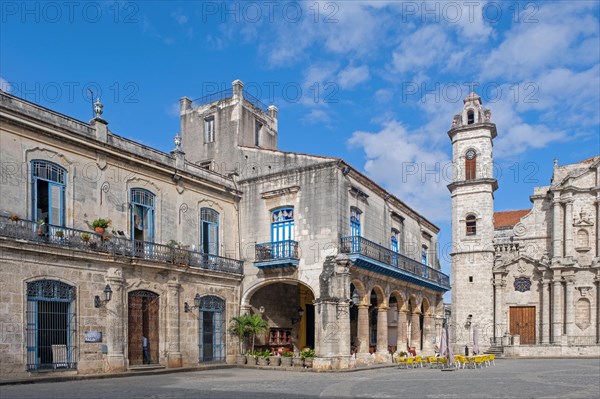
[390,25,450,74]
[0,76,12,92]
[338,65,370,89]
[348,120,451,222]
[171,9,188,25]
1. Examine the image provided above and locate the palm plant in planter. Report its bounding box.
[229,314,251,365]
[257,349,270,366]
[246,314,269,355]
[300,348,315,368]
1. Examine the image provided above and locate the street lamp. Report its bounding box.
[94,284,112,308]
[184,293,201,313]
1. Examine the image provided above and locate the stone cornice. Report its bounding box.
[447,178,498,193]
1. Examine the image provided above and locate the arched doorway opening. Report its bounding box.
[128,290,159,365]
[246,281,315,353]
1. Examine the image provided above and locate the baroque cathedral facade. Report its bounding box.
[449,93,600,357]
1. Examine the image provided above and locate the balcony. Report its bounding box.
[0,216,243,275]
[340,236,450,291]
[254,240,299,268]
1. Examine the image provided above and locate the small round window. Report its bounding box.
[466,150,476,160]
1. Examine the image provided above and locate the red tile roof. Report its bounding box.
[494,210,530,228]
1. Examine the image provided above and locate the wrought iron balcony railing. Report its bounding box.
[255,240,299,262]
[0,216,243,275]
[340,236,450,288]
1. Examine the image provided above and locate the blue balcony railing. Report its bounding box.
[340,236,450,289]
[255,240,299,262]
[0,215,243,275]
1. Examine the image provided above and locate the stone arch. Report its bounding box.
[369,285,387,308]
[350,279,368,305]
[407,294,419,313]
[241,277,316,309]
[389,290,405,311]
[421,297,431,316]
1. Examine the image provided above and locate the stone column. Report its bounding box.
[396,310,408,352]
[564,200,574,258]
[552,196,563,258]
[552,278,563,343]
[541,279,550,344]
[596,277,600,344]
[422,314,435,353]
[166,282,182,368]
[105,268,126,372]
[410,310,421,351]
[375,307,389,361]
[493,277,503,343]
[356,304,370,358]
[565,277,575,337]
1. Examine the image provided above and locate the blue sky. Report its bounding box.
[2,1,599,279]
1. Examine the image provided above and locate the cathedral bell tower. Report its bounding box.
[448,93,498,353]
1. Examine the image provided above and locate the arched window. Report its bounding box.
[350,207,362,237]
[200,208,219,255]
[31,160,66,227]
[466,215,477,236]
[391,229,399,253]
[467,109,475,125]
[26,280,76,370]
[465,149,477,180]
[199,295,226,362]
[421,245,429,265]
[271,207,294,258]
[130,188,155,242]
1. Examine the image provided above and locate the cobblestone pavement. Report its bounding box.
[2,359,599,399]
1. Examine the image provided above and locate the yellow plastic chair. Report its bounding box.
[489,354,496,366]
[427,356,438,369]
[438,357,448,368]
[396,357,408,369]
[414,356,424,368]
[405,357,415,368]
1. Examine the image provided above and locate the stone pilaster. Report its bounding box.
[493,277,504,342]
[552,278,563,343]
[596,198,600,258]
[541,279,551,344]
[166,281,182,368]
[375,307,389,361]
[564,199,574,258]
[596,277,600,344]
[422,314,435,353]
[565,277,575,337]
[105,268,125,372]
[552,196,563,258]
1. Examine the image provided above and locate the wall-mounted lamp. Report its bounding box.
[291,306,304,325]
[94,284,112,308]
[184,293,201,313]
[466,314,473,327]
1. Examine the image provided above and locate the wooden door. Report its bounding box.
[509,306,536,344]
[128,291,159,365]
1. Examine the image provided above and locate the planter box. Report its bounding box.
[292,357,304,367]
[235,355,246,365]
[281,357,293,367]
[257,357,269,366]
[303,357,314,368]
[269,356,281,366]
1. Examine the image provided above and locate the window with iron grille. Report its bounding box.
[31,160,66,227]
[200,208,219,255]
[350,207,361,237]
[26,280,77,371]
[271,207,294,258]
[466,215,477,236]
[199,296,225,362]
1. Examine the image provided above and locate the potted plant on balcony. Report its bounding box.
[280,351,293,367]
[80,233,91,242]
[55,230,64,238]
[36,219,45,235]
[300,347,315,368]
[90,218,111,234]
[8,214,20,222]
[166,239,189,264]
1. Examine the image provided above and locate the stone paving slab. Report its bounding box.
[1,359,599,399]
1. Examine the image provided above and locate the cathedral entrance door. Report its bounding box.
[509,306,536,345]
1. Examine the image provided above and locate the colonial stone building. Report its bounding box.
[449,93,600,357]
[0,79,449,379]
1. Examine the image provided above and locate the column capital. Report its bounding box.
[356,304,369,310]
[378,306,389,312]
